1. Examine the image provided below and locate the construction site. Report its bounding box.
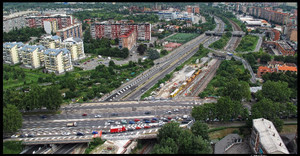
[146,54,222,100]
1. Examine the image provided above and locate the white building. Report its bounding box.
[43,48,73,74]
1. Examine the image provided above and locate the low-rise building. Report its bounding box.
[20,45,41,69]
[61,37,85,61]
[250,118,289,154]
[43,48,73,74]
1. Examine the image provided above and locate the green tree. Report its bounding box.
[157,122,181,142]
[109,60,115,67]
[137,44,147,55]
[191,121,209,140]
[260,53,271,64]
[261,80,291,103]
[222,78,250,101]
[147,48,160,60]
[43,85,63,110]
[161,49,168,55]
[3,104,23,133]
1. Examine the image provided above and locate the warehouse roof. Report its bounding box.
[253,118,289,154]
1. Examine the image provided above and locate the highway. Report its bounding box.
[103,16,225,102]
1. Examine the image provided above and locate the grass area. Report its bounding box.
[280,125,297,134]
[209,32,232,50]
[235,35,259,52]
[165,33,199,44]
[3,141,24,154]
[209,128,239,140]
[85,138,106,154]
[3,65,50,90]
[22,110,62,116]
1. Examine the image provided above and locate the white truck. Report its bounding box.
[66,122,77,127]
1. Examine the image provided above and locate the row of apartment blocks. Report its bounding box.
[3,35,85,74]
[257,60,297,78]
[90,20,151,50]
[186,5,200,14]
[248,7,289,25]
[3,11,39,33]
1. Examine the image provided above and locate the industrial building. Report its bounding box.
[250,118,289,154]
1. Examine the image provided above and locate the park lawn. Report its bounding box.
[208,128,239,140]
[235,35,259,52]
[165,33,199,43]
[280,125,297,134]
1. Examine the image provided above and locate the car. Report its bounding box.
[84,62,87,65]
[11,135,18,138]
[134,119,140,122]
[105,122,110,126]
[102,131,108,134]
[82,113,87,116]
[182,115,188,119]
[151,120,156,123]
[163,119,168,122]
[145,111,151,114]
[95,115,102,118]
[173,109,179,112]
[151,125,157,128]
[129,121,135,124]
[92,131,98,135]
[135,126,141,130]
[107,120,115,123]
[186,118,192,121]
[127,128,134,131]
[143,118,149,121]
[111,113,118,116]
[40,115,47,119]
[28,134,34,137]
[115,121,121,125]
[167,117,172,120]
[152,117,158,121]
[77,132,85,136]
[144,126,150,129]
[177,118,183,121]
[88,60,90,62]
[166,111,172,114]
[145,120,151,123]
[121,120,127,124]
[181,120,189,124]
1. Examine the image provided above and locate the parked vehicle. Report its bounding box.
[40,115,47,119]
[144,126,150,129]
[107,120,115,123]
[110,126,126,133]
[173,109,179,112]
[144,111,151,114]
[66,122,77,127]
[111,113,118,116]
[82,113,87,116]
[92,131,98,135]
[121,120,127,124]
[151,120,156,123]
[28,134,34,137]
[95,115,101,118]
[152,117,158,121]
[129,121,135,124]
[135,126,141,130]
[145,120,151,123]
[105,122,110,126]
[77,132,85,136]
[115,121,121,125]
[134,119,140,122]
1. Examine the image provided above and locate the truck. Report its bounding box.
[66,122,77,127]
[110,126,126,133]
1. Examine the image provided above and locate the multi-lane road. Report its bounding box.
[103,16,225,102]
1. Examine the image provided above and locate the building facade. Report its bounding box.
[43,18,58,34]
[119,29,137,50]
[40,35,62,49]
[56,23,82,41]
[250,118,289,154]
[3,11,38,33]
[3,42,21,64]
[20,45,41,69]
[91,21,151,41]
[26,14,74,30]
[61,37,85,61]
[43,48,73,74]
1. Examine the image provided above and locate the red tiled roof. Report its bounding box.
[278,65,297,72]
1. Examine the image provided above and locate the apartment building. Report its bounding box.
[36,45,46,65]
[60,37,85,61]
[43,18,58,34]
[26,14,74,29]
[250,118,289,154]
[20,45,41,69]
[40,35,62,49]
[91,21,151,41]
[44,48,73,74]
[257,61,297,78]
[158,11,177,20]
[192,6,200,14]
[3,11,38,33]
[119,29,137,50]
[248,7,289,25]
[56,23,82,41]
[3,42,23,64]
[186,6,193,14]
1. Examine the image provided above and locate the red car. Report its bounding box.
[151,120,156,123]
[82,113,87,116]
[88,60,90,62]
[134,119,140,122]
[167,117,172,120]
[84,62,87,65]
[135,126,141,130]
[144,126,150,129]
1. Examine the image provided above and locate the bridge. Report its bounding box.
[205,31,224,36]
[232,31,245,37]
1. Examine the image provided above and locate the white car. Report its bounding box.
[95,115,102,118]
[173,109,179,112]
[105,122,110,126]
[166,111,172,114]
[115,121,121,125]
[11,135,18,138]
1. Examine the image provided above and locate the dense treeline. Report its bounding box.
[199,59,251,99]
[3,84,63,111]
[209,32,232,50]
[3,64,26,81]
[3,27,45,42]
[152,122,212,154]
[195,13,216,33]
[83,29,128,58]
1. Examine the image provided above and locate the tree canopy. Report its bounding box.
[3,104,23,133]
